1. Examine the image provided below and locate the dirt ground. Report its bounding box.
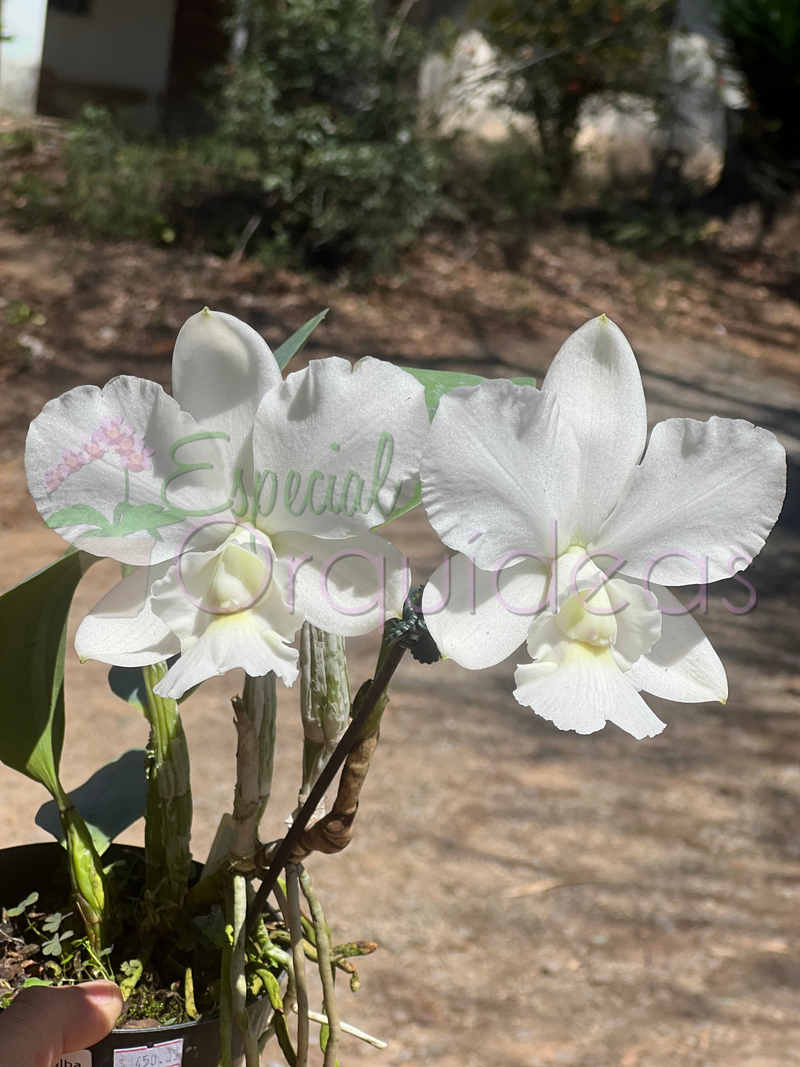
[1,214,800,1067]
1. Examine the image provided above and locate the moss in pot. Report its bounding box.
[0,842,280,1066]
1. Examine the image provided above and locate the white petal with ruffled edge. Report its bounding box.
[591,416,786,585]
[149,529,290,640]
[171,309,281,456]
[25,375,233,566]
[253,357,429,539]
[423,552,548,669]
[75,562,180,667]
[421,382,581,570]
[542,316,647,544]
[514,639,666,739]
[272,529,409,637]
[625,581,728,702]
[604,578,661,671]
[149,527,302,697]
[154,615,299,699]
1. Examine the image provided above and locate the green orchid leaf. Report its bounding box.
[35,750,147,856]
[373,481,422,528]
[46,505,113,535]
[378,370,535,526]
[0,550,95,797]
[274,309,329,371]
[403,367,538,421]
[402,367,487,421]
[111,502,185,539]
[47,503,185,542]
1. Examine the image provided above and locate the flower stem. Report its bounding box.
[247,639,407,937]
[298,624,350,814]
[219,675,279,1066]
[142,662,193,919]
[231,872,259,1067]
[299,867,340,1067]
[218,909,233,1067]
[55,786,108,955]
[231,673,278,864]
[286,864,310,1067]
[290,619,401,860]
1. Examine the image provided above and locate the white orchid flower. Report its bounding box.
[26,309,429,698]
[420,315,786,739]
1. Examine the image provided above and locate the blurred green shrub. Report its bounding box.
[720,0,800,185]
[59,107,174,242]
[589,203,711,251]
[7,0,441,280]
[8,174,57,230]
[440,130,555,229]
[0,126,38,156]
[215,0,441,276]
[469,0,676,194]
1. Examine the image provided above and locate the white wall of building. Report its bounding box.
[420,22,743,187]
[41,0,178,125]
[0,0,49,114]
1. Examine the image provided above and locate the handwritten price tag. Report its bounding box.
[112,1038,184,1067]
[55,1051,92,1067]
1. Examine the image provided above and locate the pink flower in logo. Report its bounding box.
[121,447,155,473]
[44,467,64,493]
[115,430,144,456]
[99,414,134,448]
[60,448,88,475]
[82,430,109,460]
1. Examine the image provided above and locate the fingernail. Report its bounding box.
[84,981,122,1006]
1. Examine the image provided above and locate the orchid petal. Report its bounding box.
[514,641,666,739]
[542,316,647,543]
[421,381,581,569]
[149,531,286,642]
[625,581,728,702]
[74,563,180,667]
[550,549,611,611]
[422,553,548,669]
[171,309,281,451]
[25,375,232,566]
[591,417,786,585]
[252,357,429,538]
[148,537,301,698]
[273,529,409,637]
[154,615,299,699]
[604,578,662,670]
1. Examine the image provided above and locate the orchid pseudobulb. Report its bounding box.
[26,309,429,699]
[420,315,786,739]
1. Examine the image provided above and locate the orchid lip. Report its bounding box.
[555,591,618,647]
[205,528,275,615]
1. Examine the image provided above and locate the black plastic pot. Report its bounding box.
[0,842,271,1067]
